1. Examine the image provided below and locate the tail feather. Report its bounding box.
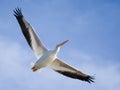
[31,62,38,72]
[31,62,42,72]
[31,66,41,72]
[32,66,38,72]
[31,62,35,67]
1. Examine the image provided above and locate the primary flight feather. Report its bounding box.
[13,8,94,83]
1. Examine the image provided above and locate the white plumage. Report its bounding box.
[13,8,94,83]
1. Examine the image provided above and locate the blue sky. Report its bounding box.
[0,0,120,90]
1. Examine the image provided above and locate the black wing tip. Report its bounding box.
[55,70,95,83]
[13,7,23,18]
[86,76,95,83]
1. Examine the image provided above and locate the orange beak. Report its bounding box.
[57,40,69,47]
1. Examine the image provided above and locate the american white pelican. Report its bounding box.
[13,8,94,83]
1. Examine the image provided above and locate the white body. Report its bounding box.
[14,8,94,83]
[34,50,57,70]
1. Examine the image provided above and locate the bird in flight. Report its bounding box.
[13,8,94,83]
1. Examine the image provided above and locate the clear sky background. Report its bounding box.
[0,0,120,90]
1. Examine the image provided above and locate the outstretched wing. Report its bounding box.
[50,58,94,83]
[13,8,48,58]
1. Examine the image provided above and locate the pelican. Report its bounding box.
[13,8,94,83]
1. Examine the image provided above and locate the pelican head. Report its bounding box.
[56,40,69,48]
[55,40,69,53]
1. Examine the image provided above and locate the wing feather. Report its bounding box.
[13,8,48,58]
[50,58,94,83]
